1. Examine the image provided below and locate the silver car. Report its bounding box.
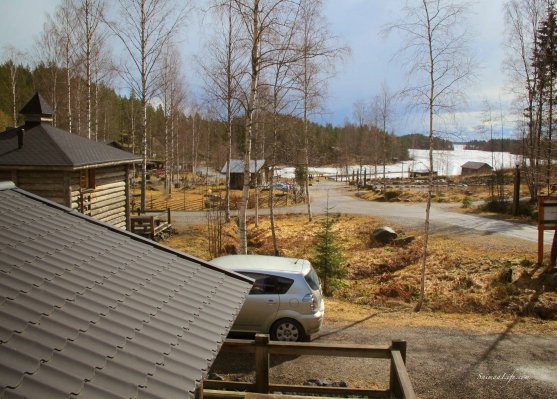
[209,254,324,342]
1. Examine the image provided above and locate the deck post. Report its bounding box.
[254,334,270,393]
[195,381,203,399]
[389,340,407,399]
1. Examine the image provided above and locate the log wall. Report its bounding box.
[4,170,68,205]
[1,166,131,230]
[70,166,129,229]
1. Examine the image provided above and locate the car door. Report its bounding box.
[233,272,280,331]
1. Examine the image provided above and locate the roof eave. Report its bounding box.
[0,159,141,171]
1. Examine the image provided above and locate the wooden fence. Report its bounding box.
[203,334,415,399]
[145,189,304,212]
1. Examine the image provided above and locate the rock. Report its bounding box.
[543,272,557,291]
[331,381,348,387]
[372,226,398,244]
[394,236,415,247]
[498,267,513,284]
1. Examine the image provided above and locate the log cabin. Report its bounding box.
[0,93,141,230]
[461,161,493,176]
[221,159,267,189]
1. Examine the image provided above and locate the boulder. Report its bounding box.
[372,226,398,244]
[394,235,415,247]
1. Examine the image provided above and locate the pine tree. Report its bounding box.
[310,211,346,296]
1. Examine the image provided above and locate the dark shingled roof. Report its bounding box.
[0,123,141,169]
[19,92,54,116]
[461,161,492,170]
[221,159,265,174]
[0,181,252,399]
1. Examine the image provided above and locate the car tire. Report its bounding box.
[270,318,305,342]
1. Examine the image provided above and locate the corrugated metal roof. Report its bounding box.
[221,159,265,174]
[0,124,141,169]
[0,181,252,399]
[19,92,54,116]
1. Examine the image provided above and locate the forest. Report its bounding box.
[0,61,409,173]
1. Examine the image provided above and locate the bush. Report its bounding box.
[384,190,401,201]
[482,199,509,213]
[462,196,473,208]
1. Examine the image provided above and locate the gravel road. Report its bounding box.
[172,179,552,244]
[212,315,557,399]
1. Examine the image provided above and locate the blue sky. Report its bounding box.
[0,0,511,139]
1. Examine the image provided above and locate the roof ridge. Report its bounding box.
[40,125,75,165]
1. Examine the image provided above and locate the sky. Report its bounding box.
[0,0,512,140]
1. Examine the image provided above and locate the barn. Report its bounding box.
[221,159,267,190]
[0,93,141,230]
[461,161,492,176]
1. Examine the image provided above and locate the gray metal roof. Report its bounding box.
[0,124,141,169]
[19,92,54,116]
[461,161,492,170]
[0,181,252,399]
[221,159,265,174]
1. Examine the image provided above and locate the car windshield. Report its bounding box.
[304,267,320,291]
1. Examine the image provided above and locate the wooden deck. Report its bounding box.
[202,334,415,399]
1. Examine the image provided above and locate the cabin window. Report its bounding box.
[80,169,96,189]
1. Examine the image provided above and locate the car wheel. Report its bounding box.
[270,318,305,342]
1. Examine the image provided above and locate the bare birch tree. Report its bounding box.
[504,0,545,202]
[371,82,394,191]
[387,0,473,311]
[107,0,187,211]
[231,0,302,254]
[2,46,24,127]
[294,0,348,221]
[33,20,60,125]
[159,43,185,194]
[76,0,105,140]
[262,9,301,255]
[201,0,246,222]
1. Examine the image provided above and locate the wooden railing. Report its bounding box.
[203,334,415,399]
[130,208,172,239]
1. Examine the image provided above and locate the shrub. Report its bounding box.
[462,195,473,208]
[384,190,401,201]
[482,199,509,213]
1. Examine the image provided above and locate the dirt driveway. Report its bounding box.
[212,309,557,399]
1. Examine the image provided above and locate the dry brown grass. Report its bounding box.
[162,213,557,321]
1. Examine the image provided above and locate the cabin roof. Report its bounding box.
[221,159,265,174]
[19,92,54,116]
[0,123,141,169]
[0,181,252,399]
[461,161,492,170]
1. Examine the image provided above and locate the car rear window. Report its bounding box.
[304,267,320,291]
[242,272,294,295]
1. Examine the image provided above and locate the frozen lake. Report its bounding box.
[276,144,522,179]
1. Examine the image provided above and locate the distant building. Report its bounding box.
[409,170,437,178]
[221,159,267,189]
[0,181,252,399]
[0,93,141,229]
[461,161,492,176]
